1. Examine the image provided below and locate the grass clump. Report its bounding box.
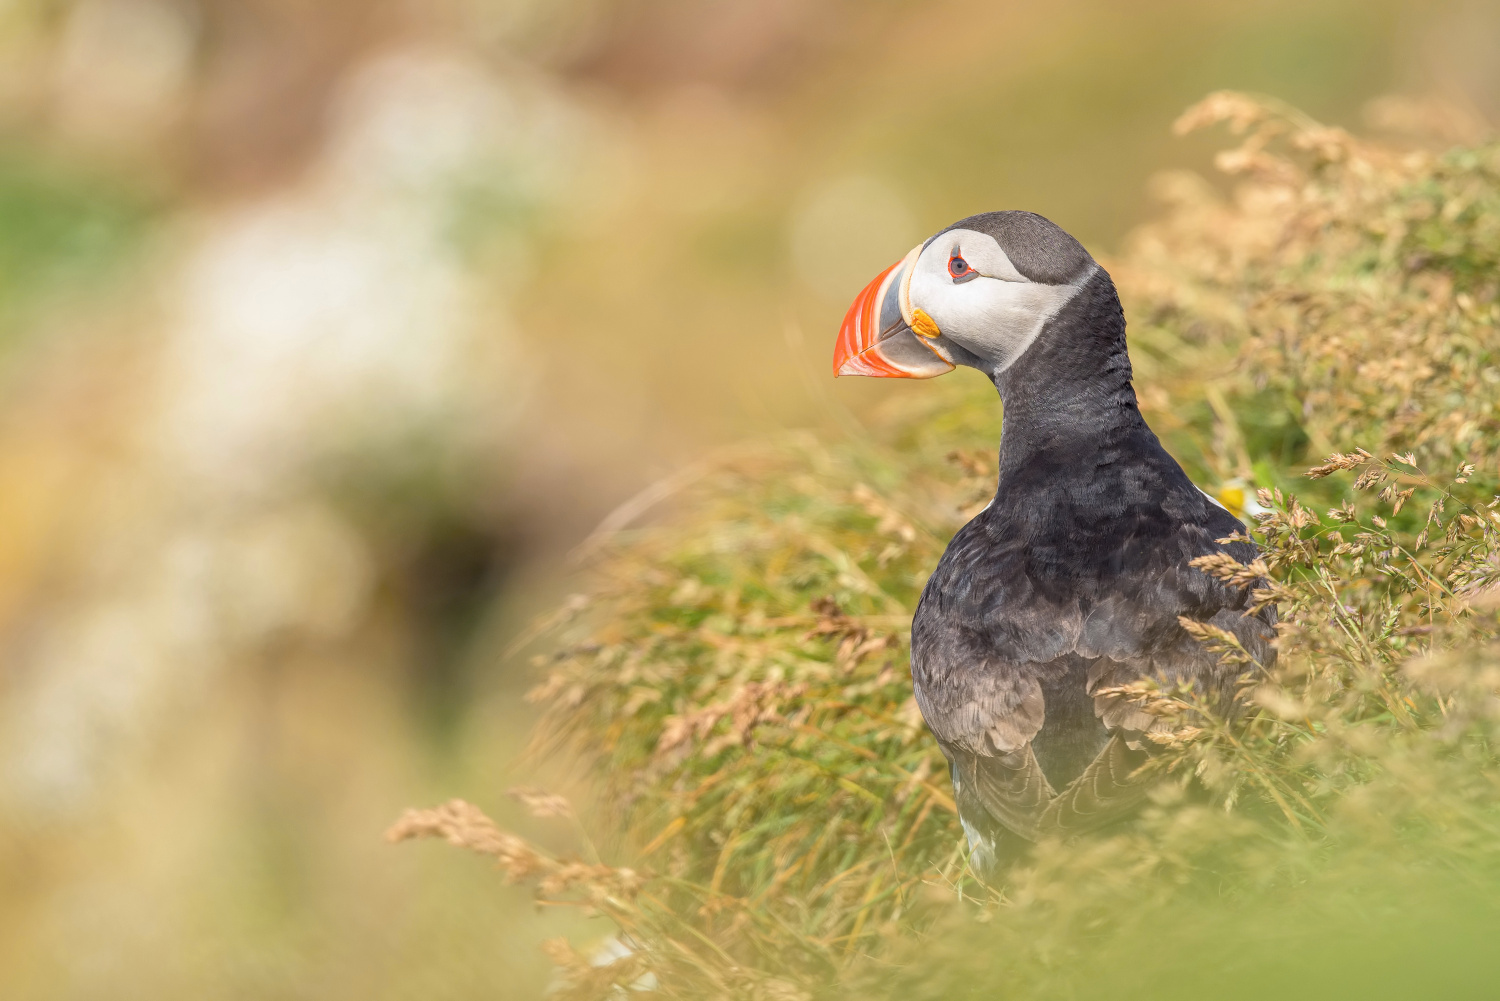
[394,94,1500,999]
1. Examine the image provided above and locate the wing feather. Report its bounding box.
[958,743,1055,840]
[1037,733,1150,835]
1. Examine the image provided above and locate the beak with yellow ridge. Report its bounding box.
[832,244,955,379]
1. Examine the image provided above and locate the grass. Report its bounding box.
[393,93,1500,999]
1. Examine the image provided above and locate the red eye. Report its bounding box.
[948,255,972,279]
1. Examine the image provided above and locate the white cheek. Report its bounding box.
[910,268,1079,372]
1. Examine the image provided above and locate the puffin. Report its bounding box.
[831,211,1275,880]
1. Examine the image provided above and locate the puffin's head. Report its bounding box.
[832,211,1099,380]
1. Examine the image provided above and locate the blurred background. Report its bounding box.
[0,0,1495,996]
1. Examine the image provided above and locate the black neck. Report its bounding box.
[992,269,1146,479]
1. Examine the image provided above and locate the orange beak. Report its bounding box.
[832,245,954,379]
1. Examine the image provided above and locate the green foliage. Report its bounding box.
[0,147,157,334]
[404,95,1500,998]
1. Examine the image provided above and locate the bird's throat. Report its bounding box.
[992,271,1145,480]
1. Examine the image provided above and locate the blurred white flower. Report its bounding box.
[154,49,564,494]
